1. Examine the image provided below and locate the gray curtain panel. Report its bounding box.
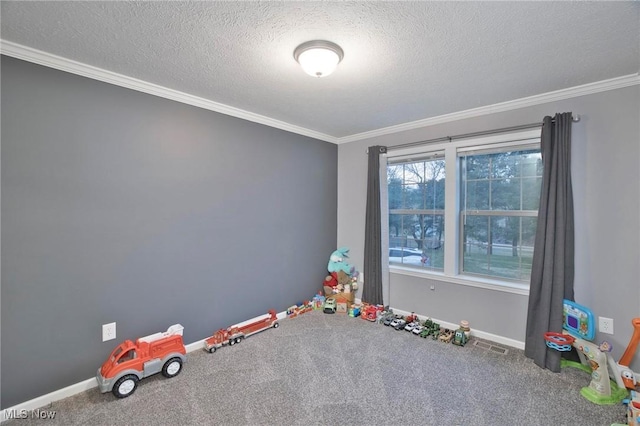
[524,112,575,372]
[362,145,387,306]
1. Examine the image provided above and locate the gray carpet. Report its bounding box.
[5,311,629,425]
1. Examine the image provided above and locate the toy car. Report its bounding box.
[394,319,407,330]
[378,311,394,324]
[452,328,469,346]
[383,315,395,326]
[431,325,442,340]
[404,322,418,332]
[412,325,424,335]
[438,328,455,343]
[97,324,186,398]
[421,318,440,338]
[323,298,337,314]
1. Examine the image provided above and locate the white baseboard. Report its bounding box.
[391,307,525,350]
[1,310,288,423]
[184,338,207,353]
[1,378,97,422]
[1,307,521,422]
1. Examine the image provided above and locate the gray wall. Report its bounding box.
[1,56,337,408]
[338,85,640,370]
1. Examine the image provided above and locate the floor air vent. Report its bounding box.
[473,340,509,355]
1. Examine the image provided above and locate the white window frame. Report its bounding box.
[385,129,541,295]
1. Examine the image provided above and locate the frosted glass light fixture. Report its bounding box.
[293,40,344,78]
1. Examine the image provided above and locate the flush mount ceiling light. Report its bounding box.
[293,40,344,78]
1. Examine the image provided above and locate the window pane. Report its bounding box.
[522,177,542,210]
[388,214,415,248]
[421,216,444,270]
[425,178,445,210]
[466,154,491,180]
[388,214,403,242]
[464,180,490,210]
[403,162,425,185]
[520,152,543,177]
[401,214,420,244]
[412,215,444,250]
[491,178,521,210]
[522,216,537,247]
[387,164,404,180]
[388,182,403,209]
[462,214,536,280]
[463,215,490,276]
[464,215,489,245]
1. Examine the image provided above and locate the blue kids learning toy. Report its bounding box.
[544,300,628,405]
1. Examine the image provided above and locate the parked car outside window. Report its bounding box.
[389,247,429,266]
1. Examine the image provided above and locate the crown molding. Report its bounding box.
[0,40,339,144]
[2,40,637,146]
[337,73,640,144]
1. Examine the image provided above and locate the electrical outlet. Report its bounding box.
[599,317,614,335]
[102,322,116,342]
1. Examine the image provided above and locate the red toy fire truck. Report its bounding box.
[204,310,279,353]
[362,305,382,322]
[97,324,186,398]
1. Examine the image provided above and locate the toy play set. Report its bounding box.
[544,299,640,406]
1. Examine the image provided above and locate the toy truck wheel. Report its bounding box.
[235,337,242,344]
[208,346,216,354]
[273,322,279,328]
[162,358,183,378]
[229,338,235,346]
[112,375,138,398]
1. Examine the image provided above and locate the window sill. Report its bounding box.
[388,265,530,296]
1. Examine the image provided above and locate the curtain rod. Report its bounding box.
[383,114,580,152]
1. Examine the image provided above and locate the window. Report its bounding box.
[459,147,541,281]
[386,130,542,288]
[388,154,445,271]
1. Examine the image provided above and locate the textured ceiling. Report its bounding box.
[1,1,638,142]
